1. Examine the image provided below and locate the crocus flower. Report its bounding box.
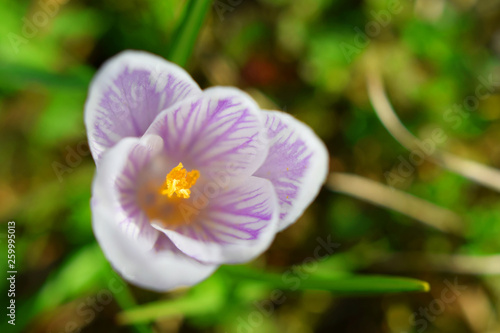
[85,51,328,291]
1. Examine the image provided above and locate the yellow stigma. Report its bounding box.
[159,163,200,199]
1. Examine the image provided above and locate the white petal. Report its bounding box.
[93,136,163,250]
[254,110,329,230]
[85,50,201,163]
[92,138,217,291]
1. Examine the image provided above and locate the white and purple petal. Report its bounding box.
[85,50,201,162]
[145,87,269,182]
[254,110,329,230]
[155,176,279,264]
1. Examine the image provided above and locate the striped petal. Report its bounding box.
[155,176,279,264]
[145,87,269,182]
[85,50,201,163]
[254,111,329,230]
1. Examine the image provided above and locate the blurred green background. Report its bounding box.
[1,0,500,332]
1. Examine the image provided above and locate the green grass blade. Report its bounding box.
[117,265,429,325]
[220,265,430,295]
[167,0,212,67]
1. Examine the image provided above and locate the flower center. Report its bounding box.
[138,162,200,227]
[159,162,200,199]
